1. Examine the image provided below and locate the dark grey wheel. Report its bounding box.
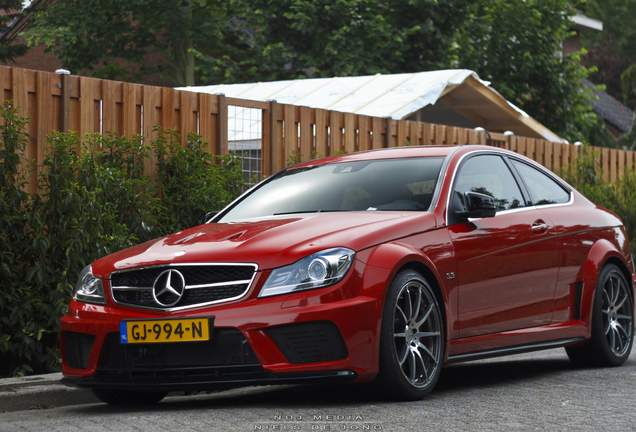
[91,388,168,405]
[375,270,444,400]
[566,264,634,367]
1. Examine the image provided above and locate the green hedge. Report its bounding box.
[559,147,636,253]
[0,102,244,377]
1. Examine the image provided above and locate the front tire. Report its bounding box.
[566,264,634,367]
[374,270,444,400]
[91,388,169,405]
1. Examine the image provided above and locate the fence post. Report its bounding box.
[268,100,279,176]
[215,93,228,156]
[384,117,392,148]
[56,69,71,133]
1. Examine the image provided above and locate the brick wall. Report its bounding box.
[1,39,174,88]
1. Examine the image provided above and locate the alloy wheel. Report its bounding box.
[602,270,634,357]
[392,280,442,388]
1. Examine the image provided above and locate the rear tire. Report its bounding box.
[566,264,634,367]
[91,388,169,405]
[373,270,444,400]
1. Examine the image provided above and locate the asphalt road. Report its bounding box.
[1,348,635,432]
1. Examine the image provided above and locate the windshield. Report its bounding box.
[218,157,445,222]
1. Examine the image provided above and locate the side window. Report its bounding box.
[511,160,570,205]
[454,155,525,211]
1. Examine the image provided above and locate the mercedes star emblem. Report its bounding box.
[152,269,186,307]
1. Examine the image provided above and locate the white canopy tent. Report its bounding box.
[179,69,565,144]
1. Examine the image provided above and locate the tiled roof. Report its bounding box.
[582,78,634,133]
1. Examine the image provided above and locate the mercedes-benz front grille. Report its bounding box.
[110,263,258,311]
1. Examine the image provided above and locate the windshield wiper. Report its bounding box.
[273,209,345,216]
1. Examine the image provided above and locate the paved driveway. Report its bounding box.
[1,348,635,431]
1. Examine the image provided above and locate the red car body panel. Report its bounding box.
[93,212,439,276]
[60,145,635,390]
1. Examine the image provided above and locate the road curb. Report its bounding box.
[0,373,62,390]
[0,373,99,412]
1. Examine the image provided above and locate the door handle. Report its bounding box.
[531,220,548,234]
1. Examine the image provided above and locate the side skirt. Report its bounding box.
[445,337,584,364]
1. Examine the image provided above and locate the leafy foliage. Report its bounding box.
[152,128,244,234]
[454,0,600,144]
[23,0,242,86]
[22,1,611,143]
[578,0,636,112]
[0,0,29,63]
[236,0,605,145]
[0,103,245,376]
[560,146,636,251]
[583,38,636,109]
[622,63,636,108]
[577,0,636,61]
[235,0,470,80]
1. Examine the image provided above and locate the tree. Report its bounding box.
[234,0,470,81]
[454,0,601,144]
[240,0,602,144]
[583,38,635,109]
[23,0,243,86]
[577,0,636,107]
[24,0,602,145]
[577,0,636,60]
[0,0,30,63]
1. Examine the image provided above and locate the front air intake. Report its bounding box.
[267,321,348,364]
[64,331,96,370]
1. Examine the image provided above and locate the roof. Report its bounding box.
[182,70,478,120]
[179,70,565,143]
[582,78,634,134]
[571,10,603,32]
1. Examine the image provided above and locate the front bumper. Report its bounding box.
[60,262,393,390]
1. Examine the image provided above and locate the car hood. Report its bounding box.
[93,212,439,277]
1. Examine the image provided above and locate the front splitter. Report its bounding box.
[61,367,357,392]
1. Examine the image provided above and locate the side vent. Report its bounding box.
[574,282,583,321]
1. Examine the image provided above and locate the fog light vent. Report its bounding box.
[64,331,95,370]
[267,321,348,364]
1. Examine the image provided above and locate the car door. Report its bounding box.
[508,158,583,324]
[447,153,561,338]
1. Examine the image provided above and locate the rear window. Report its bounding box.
[511,160,570,206]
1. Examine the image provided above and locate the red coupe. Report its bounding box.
[61,145,635,404]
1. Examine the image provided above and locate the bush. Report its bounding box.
[0,102,57,377]
[0,102,245,376]
[560,146,636,252]
[153,128,244,234]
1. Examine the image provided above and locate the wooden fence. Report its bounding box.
[2,65,634,195]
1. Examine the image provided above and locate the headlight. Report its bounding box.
[73,265,106,305]
[259,248,355,297]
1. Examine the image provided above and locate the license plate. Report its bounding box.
[120,317,211,344]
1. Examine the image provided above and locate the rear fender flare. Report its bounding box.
[577,239,632,328]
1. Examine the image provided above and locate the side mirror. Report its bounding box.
[204,211,219,224]
[456,191,496,219]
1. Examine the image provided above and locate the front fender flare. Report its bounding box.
[356,242,450,377]
[358,241,447,303]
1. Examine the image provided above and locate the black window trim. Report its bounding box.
[505,156,572,207]
[446,150,532,226]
